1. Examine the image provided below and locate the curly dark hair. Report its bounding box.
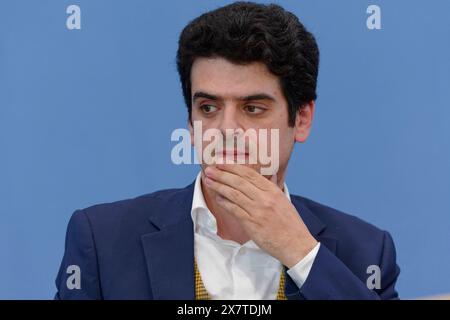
[176,1,320,126]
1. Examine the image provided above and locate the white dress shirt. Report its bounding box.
[191,172,321,299]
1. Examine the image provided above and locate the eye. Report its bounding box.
[244,105,265,114]
[200,104,218,114]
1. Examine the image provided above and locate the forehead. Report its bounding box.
[190,57,283,100]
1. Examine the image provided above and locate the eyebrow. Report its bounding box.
[192,91,276,103]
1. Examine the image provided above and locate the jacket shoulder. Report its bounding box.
[75,184,194,229]
[292,195,390,258]
[294,195,385,235]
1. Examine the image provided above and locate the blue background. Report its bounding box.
[0,0,449,299]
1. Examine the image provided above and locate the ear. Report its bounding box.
[294,100,315,143]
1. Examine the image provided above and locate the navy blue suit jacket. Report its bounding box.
[55,181,400,300]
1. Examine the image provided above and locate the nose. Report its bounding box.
[218,104,243,138]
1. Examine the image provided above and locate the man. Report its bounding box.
[55,2,400,300]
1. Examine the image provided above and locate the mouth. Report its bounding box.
[213,149,250,161]
[220,150,249,157]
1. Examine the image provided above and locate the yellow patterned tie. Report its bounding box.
[194,259,287,300]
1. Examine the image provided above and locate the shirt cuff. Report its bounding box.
[286,242,321,289]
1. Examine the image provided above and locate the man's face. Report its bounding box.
[189,57,313,180]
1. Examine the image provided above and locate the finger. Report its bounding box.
[215,193,254,225]
[216,164,275,191]
[204,175,254,214]
[204,166,259,200]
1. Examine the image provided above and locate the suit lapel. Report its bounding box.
[284,196,338,299]
[141,182,196,299]
[291,195,338,253]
